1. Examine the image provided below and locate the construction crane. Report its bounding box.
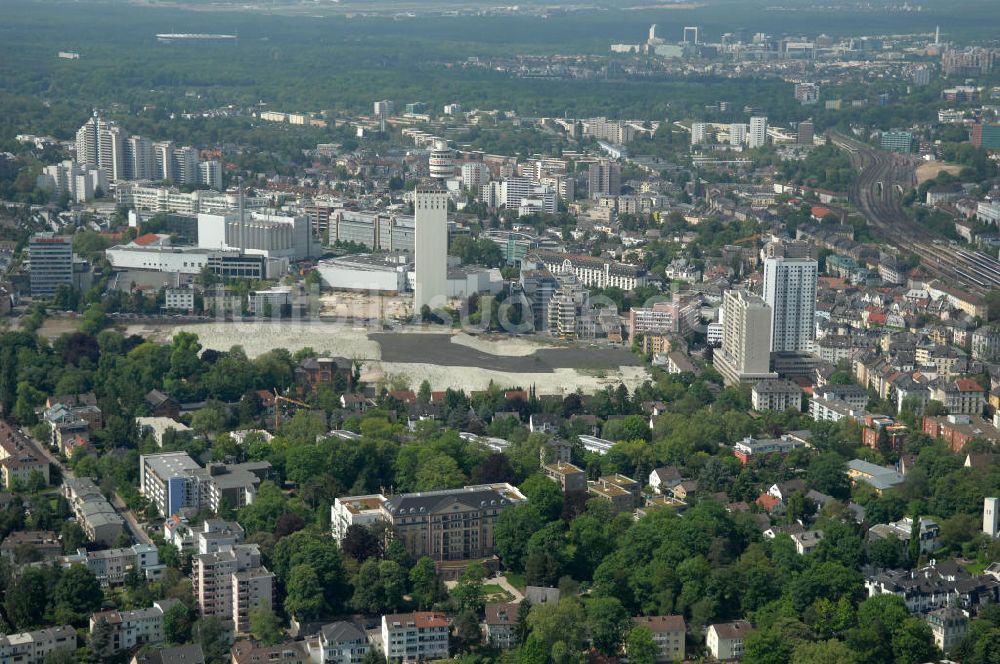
[273,390,311,429]
[732,233,761,245]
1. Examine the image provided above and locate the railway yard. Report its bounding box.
[832,133,1000,296]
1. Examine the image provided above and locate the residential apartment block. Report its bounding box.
[0,626,76,664]
[627,293,701,338]
[868,517,941,557]
[762,256,817,353]
[380,612,450,663]
[0,420,50,489]
[28,233,74,298]
[751,380,802,412]
[928,379,985,416]
[535,251,647,291]
[332,484,526,576]
[331,494,389,542]
[193,543,274,634]
[922,414,1000,453]
[866,562,1000,615]
[926,607,968,654]
[543,462,588,493]
[0,530,62,560]
[714,289,777,386]
[60,544,164,587]
[588,474,640,512]
[62,477,125,546]
[231,640,309,664]
[307,621,370,664]
[732,434,809,464]
[707,620,753,661]
[631,615,685,662]
[164,516,244,555]
[89,599,178,653]
[140,451,272,517]
[483,603,518,649]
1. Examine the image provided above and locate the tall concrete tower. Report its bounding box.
[414,187,449,311]
[428,140,455,181]
[763,256,818,353]
[713,289,776,386]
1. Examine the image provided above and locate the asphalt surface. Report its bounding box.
[371,334,641,372]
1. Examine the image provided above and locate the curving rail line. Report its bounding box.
[830,133,1000,295]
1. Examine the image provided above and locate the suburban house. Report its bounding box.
[707,620,753,661]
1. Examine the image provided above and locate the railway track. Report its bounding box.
[830,133,1000,295]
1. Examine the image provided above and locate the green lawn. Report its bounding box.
[482,584,514,603]
[504,573,526,590]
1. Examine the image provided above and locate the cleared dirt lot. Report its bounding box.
[126,321,648,395]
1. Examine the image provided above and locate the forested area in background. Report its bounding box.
[0,0,997,149]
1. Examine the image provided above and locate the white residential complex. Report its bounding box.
[36,160,107,202]
[60,543,165,586]
[535,251,647,290]
[763,256,818,353]
[461,162,488,189]
[331,494,390,542]
[75,115,218,187]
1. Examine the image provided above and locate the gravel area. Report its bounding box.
[125,322,649,395]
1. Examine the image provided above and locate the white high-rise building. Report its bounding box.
[499,177,536,210]
[198,160,223,190]
[75,115,115,168]
[428,140,454,180]
[986,497,999,538]
[373,100,394,117]
[729,123,747,146]
[763,256,817,353]
[172,146,199,185]
[193,543,273,635]
[153,141,175,181]
[37,160,107,202]
[691,122,708,146]
[748,116,768,148]
[713,289,776,386]
[413,188,449,311]
[98,124,127,181]
[126,135,155,181]
[461,162,488,189]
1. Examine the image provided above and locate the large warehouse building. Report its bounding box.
[316,254,412,293]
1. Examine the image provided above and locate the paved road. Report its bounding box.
[372,334,640,372]
[111,492,153,546]
[24,426,152,546]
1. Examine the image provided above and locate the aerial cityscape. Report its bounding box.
[0,0,999,662]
